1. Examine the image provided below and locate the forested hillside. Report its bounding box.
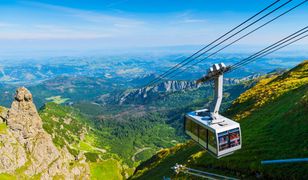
[132,60,308,179]
[40,102,185,179]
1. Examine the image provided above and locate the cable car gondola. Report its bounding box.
[184,63,241,158]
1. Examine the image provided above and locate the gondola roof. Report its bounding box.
[186,109,240,133]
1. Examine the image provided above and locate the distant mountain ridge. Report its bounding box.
[118,80,200,105]
[105,75,261,105]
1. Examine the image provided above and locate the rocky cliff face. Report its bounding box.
[7,87,43,146]
[0,87,90,179]
[114,77,258,105]
[117,80,199,105]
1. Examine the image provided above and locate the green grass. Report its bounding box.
[79,141,94,151]
[90,159,123,180]
[0,174,17,180]
[85,152,100,162]
[134,149,155,162]
[40,102,88,147]
[0,123,7,134]
[13,154,34,179]
[132,143,200,179]
[45,96,70,104]
[0,106,7,135]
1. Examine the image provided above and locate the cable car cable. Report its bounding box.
[144,0,281,87]
[230,26,308,70]
[164,1,306,81]
[145,0,291,87]
[147,0,292,86]
[173,164,239,180]
[229,29,308,71]
[230,34,308,72]
[190,27,307,84]
[231,26,308,68]
[229,26,308,71]
[166,0,306,81]
[150,0,306,84]
[184,167,239,180]
[229,33,308,72]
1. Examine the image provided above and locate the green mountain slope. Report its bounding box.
[39,102,185,178]
[132,60,308,179]
[40,103,126,179]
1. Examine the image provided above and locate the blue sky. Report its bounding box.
[0,0,307,54]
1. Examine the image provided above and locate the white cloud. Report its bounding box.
[173,11,207,24]
[181,18,207,23]
[0,1,145,40]
[23,1,144,26]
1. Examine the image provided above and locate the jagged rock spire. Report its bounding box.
[14,86,33,102]
[0,87,90,178]
[7,87,43,141]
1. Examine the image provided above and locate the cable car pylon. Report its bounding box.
[172,163,239,180]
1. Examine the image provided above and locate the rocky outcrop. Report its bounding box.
[0,87,90,179]
[118,80,200,105]
[7,87,43,146]
[0,105,27,173]
[154,80,200,92]
[115,76,259,105]
[0,125,27,173]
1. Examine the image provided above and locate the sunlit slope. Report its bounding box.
[228,60,308,120]
[39,102,183,179]
[40,103,126,179]
[132,60,308,179]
